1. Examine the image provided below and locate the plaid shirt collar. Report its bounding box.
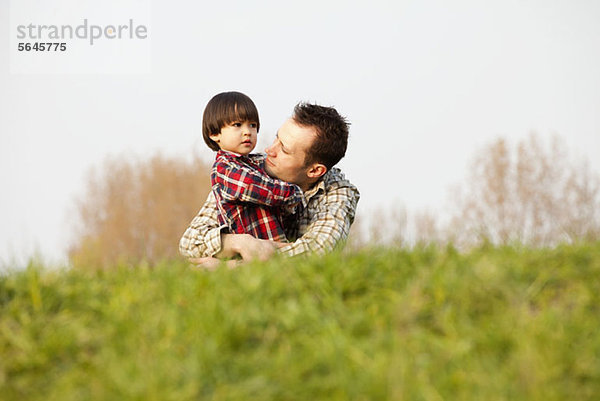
[217,149,248,160]
[303,174,326,202]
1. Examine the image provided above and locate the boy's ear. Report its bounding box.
[307,163,327,179]
[209,133,220,143]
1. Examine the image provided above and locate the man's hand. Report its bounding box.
[189,257,221,270]
[190,234,285,270]
[221,233,286,262]
[189,257,241,270]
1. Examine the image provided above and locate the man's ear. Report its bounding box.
[307,163,327,179]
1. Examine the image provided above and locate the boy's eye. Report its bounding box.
[250,123,257,128]
[232,122,241,127]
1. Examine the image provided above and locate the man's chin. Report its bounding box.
[264,163,277,179]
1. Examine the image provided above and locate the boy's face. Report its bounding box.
[210,121,258,155]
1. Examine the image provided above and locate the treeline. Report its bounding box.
[69,134,600,268]
[69,154,212,269]
[350,134,600,249]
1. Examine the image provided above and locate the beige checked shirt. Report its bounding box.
[179,161,360,259]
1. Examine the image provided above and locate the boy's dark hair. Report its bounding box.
[293,103,350,170]
[202,92,260,152]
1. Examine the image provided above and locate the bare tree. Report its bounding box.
[449,134,600,247]
[69,153,212,269]
[412,209,441,246]
[362,201,408,246]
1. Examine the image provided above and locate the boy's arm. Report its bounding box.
[213,157,305,208]
[277,184,360,257]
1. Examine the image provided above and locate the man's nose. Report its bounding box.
[265,144,275,156]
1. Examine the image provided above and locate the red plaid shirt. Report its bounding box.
[211,150,304,242]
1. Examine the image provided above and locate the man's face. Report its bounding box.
[264,118,316,187]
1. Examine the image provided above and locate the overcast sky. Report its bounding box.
[1,0,600,266]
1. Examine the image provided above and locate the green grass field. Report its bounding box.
[1,243,600,400]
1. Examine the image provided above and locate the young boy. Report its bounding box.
[202,91,304,242]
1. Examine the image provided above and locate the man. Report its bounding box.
[179,102,360,267]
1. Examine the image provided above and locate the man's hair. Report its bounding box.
[202,91,260,152]
[293,102,350,170]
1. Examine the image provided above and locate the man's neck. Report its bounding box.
[300,176,322,193]
[299,183,312,192]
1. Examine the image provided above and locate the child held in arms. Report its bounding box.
[202,91,304,242]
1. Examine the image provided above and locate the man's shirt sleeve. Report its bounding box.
[179,191,224,258]
[214,157,304,208]
[278,183,360,257]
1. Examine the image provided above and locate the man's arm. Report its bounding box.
[180,170,360,262]
[278,184,360,257]
[179,192,283,260]
[179,192,224,259]
[214,158,304,208]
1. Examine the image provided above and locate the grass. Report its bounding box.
[1,243,600,400]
